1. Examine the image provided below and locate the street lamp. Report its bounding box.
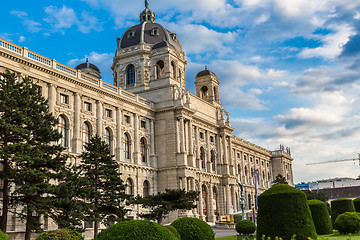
[238,182,246,220]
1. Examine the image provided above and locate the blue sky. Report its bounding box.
[2,0,360,183]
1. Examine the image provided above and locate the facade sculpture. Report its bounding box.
[0,2,293,238]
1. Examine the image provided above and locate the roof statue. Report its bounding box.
[145,0,149,9]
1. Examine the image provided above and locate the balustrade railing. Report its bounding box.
[0,37,154,108]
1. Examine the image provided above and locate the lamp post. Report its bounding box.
[238,182,246,220]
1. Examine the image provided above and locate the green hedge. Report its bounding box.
[236,220,256,235]
[354,197,360,212]
[308,200,333,235]
[0,230,10,240]
[331,198,355,226]
[334,212,360,234]
[171,217,215,240]
[256,184,317,240]
[36,229,84,240]
[164,225,181,240]
[94,220,178,240]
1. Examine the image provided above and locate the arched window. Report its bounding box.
[210,150,216,171]
[171,61,176,79]
[82,122,91,150]
[104,127,111,151]
[126,178,134,195]
[143,180,150,197]
[200,86,208,100]
[213,87,217,101]
[248,193,252,210]
[200,147,206,169]
[155,60,164,79]
[140,138,147,163]
[123,133,131,159]
[127,64,135,85]
[57,115,67,147]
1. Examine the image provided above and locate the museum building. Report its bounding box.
[0,3,293,238]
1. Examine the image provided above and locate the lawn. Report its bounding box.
[215,231,360,240]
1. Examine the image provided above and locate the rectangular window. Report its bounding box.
[199,132,204,139]
[141,120,146,129]
[84,102,92,112]
[60,94,69,104]
[210,136,214,143]
[124,115,130,124]
[105,109,112,118]
[84,221,94,229]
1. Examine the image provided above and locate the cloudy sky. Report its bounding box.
[2,0,360,183]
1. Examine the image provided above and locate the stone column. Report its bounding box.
[195,125,200,168]
[222,135,229,174]
[206,131,210,172]
[208,184,216,222]
[73,93,81,153]
[228,136,234,174]
[231,185,236,212]
[134,114,139,164]
[47,83,55,113]
[175,118,179,153]
[216,134,221,174]
[199,184,204,219]
[180,117,185,153]
[96,100,102,136]
[225,184,231,214]
[150,119,156,167]
[116,107,122,161]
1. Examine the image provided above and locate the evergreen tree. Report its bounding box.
[47,164,88,231]
[0,70,67,240]
[78,135,129,238]
[272,174,288,185]
[132,188,199,223]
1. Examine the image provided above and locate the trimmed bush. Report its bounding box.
[331,198,355,225]
[334,212,360,234]
[165,225,181,240]
[256,184,317,240]
[94,220,178,240]
[36,229,84,240]
[236,220,256,235]
[171,217,215,240]
[308,200,333,235]
[0,230,10,240]
[354,197,360,212]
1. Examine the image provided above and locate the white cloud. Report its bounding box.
[44,5,102,34]
[67,52,114,82]
[19,36,25,42]
[10,10,42,33]
[299,23,356,59]
[166,23,237,55]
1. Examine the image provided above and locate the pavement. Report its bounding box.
[213,227,238,238]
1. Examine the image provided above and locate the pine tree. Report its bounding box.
[132,188,199,223]
[272,174,288,185]
[0,70,67,240]
[78,135,129,238]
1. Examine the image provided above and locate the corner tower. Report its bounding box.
[195,66,221,107]
[111,1,186,99]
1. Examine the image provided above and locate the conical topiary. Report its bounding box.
[257,184,317,240]
[308,200,333,235]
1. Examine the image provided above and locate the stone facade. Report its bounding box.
[0,5,293,239]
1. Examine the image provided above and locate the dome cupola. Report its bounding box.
[75,58,101,79]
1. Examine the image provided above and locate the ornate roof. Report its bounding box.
[75,59,100,73]
[118,2,183,52]
[196,66,218,78]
